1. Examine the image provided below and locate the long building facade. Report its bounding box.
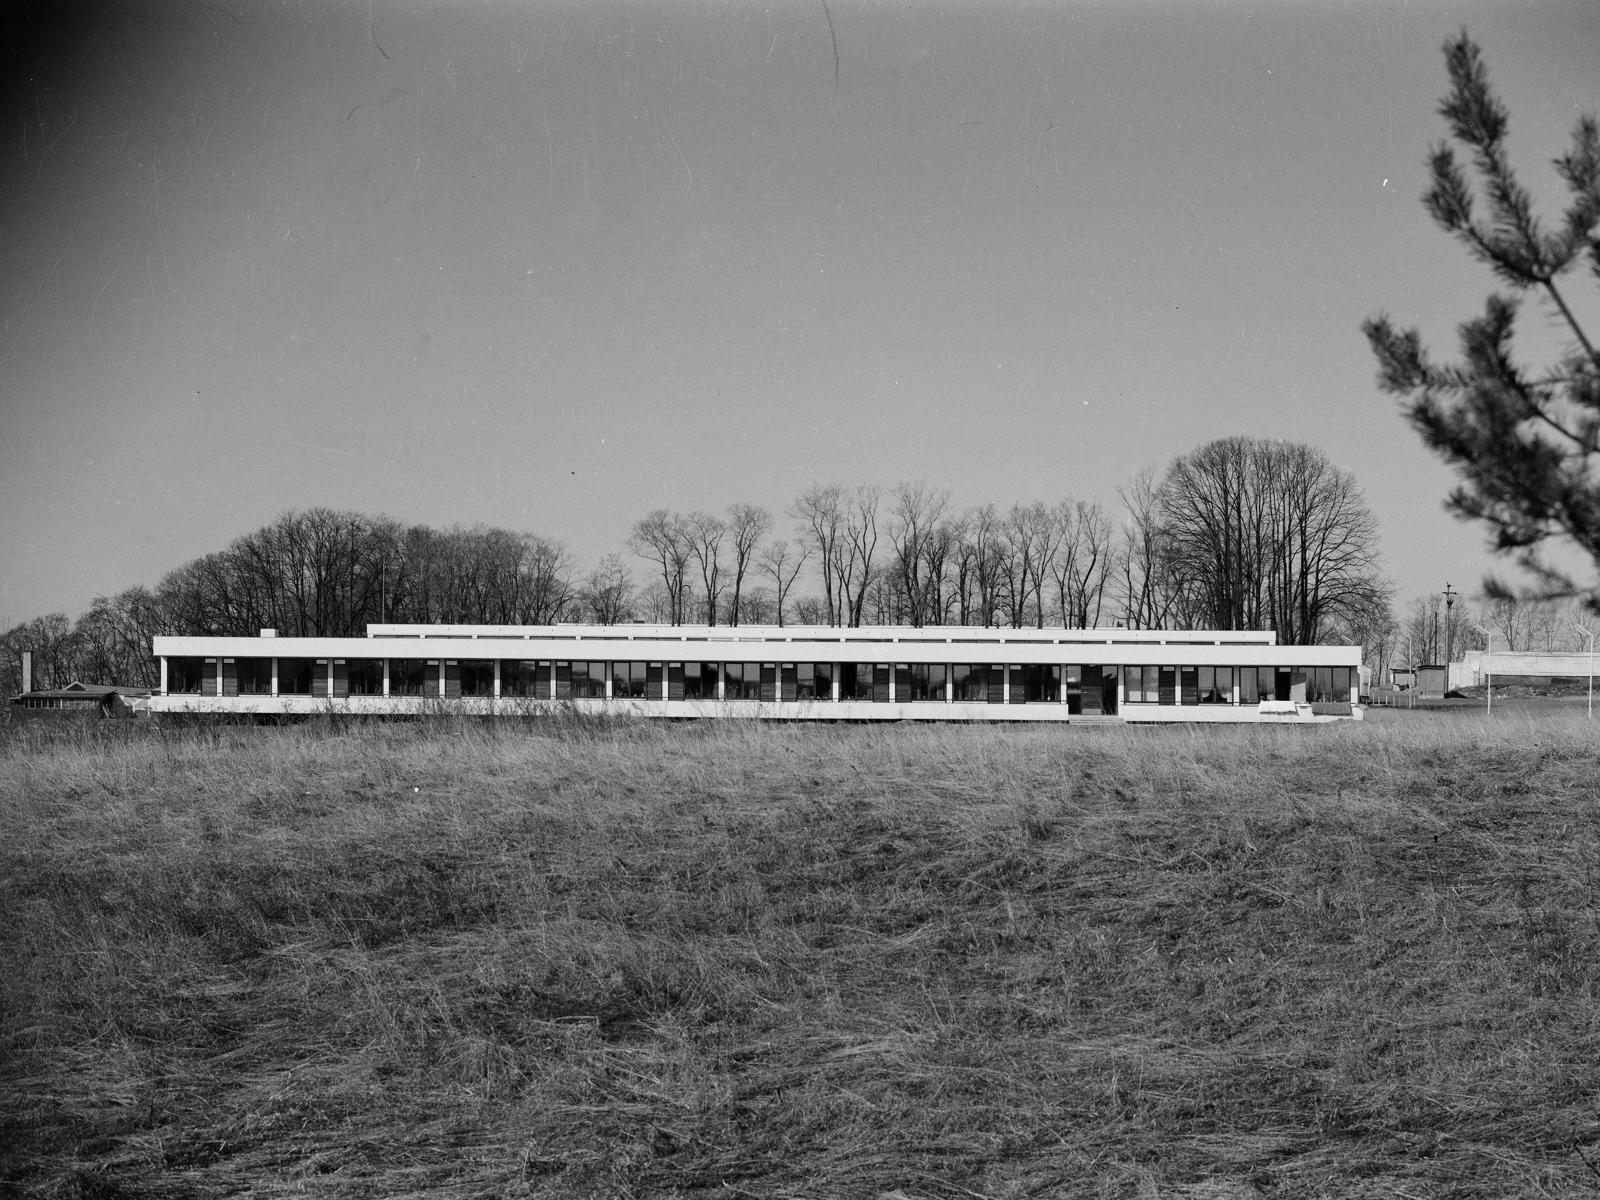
[149,623,1363,723]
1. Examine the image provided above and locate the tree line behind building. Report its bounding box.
[1,435,1538,697]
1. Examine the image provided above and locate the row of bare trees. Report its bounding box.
[2,437,1397,695]
[626,484,1119,631]
[0,511,598,696]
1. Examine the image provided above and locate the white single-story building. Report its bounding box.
[149,623,1363,724]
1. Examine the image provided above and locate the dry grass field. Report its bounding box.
[3,710,1600,1198]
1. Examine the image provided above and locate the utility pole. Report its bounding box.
[1443,582,1459,672]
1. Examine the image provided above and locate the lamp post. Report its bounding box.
[1573,620,1595,720]
[1471,623,1491,715]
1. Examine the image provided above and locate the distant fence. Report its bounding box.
[1366,686,1418,708]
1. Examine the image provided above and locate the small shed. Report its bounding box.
[1414,665,1448,700]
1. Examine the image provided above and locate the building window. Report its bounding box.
[612,661,649,699]
[1017,664,1059,703]
[1197,666,1233,704]
[570,661,606,699]
[796,662,833,700]
[681,661,718,700]
[501,660,545,698]
[1123,665,1163,704]
[168,657,204,694]
[238,659,274,695]
[459,660,494,697]
[952,664,988,702]
[391,659,428,696]
[278,658,316,695]
[909,662,947,701]
[1238,667,1278,704]
[347,659,384,696]
[722,662,762,700]
[840,663,876,701]
[1306,667,1352,703]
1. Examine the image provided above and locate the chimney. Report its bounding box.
[261,628,277,638]
[21,650,32,695]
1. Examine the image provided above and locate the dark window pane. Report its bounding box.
[1023,664,1059,703]
[910,662,947,701]
[348,659,384,695]
[239,659,274,695]
[168,657,204,694]
[460,660,494,697]
[391,659,428,696]
[500,660,544,698]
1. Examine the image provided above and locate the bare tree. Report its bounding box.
[1116,468,1184,630]
[888,481,952,627]
[997,501,1063,628]
[792,483,846,624]
[627,510,693,625]
[840,486,881,627]
[685,511,728,625]
[581,554,635,625]
[757,538,811,627]
[725,503,773,625]
[954,503,1007,626]
[1050,499,1114,628]
[1155,438,1391,644]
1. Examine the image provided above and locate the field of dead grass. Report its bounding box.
[3,710,1600,1198]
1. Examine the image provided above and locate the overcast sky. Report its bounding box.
[2,0,1597,627]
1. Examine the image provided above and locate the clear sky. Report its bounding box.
[2,0,1597,626]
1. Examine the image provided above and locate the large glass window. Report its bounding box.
[909,662,947,701]
[347,659,384,695]
[612,661,649,699]
[840,663,876,701]
[796,662,833,700]
[681,661,718,700]
[1018,664,1060,703]
[1238,667,1279,704]
[238,658,274,695]
[458,660,494,697]
[391,658,429,696]
[1123,665,1164,704]
[721,662,762,700]
[1306,667,1352,703]
[279,658,317,695]
[1198,666,1233,704]
[570,661,606,699]
[501,660,545,698]
[168,657,204,694]
[952,664,988,702]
